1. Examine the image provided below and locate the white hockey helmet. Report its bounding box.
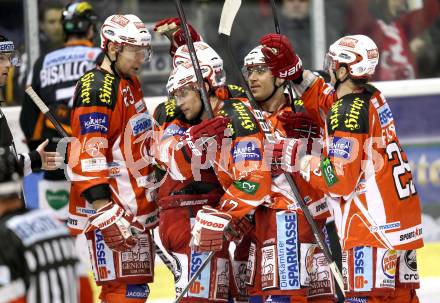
[172,41,215,68]
[100,14,151,50]
[167,43,225,95]
[324,34,379,78]
[243,45,266,67]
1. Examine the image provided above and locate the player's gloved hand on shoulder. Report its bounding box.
[178,116,230,158]
[153,17,202,56]
[271,138,301,174]
[191,206,232,252]
[278,111,321,155]
[278,111,320,139]
[84,202,145,252]
[260,33,303,83]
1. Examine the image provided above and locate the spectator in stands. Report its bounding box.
[39,2,64,54]
[272,0,342,68]
[347,0,440,81]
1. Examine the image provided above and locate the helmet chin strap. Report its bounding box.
[259,78,282,103]
[105,44,127,78]
[333,69,349,91]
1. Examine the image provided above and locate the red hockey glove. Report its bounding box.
[84,202,145,252]
[178,116,230,158]
[278,111,320,154]
[191,206,232,252]
[272,138,300,174]
[225,216,254,244]
[154,17,202,56]
[260,33,303,82]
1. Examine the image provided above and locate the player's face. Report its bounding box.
[174,83,202,120]
[0,53,12,87]
[117,44,151,77]
[246,64,275,101]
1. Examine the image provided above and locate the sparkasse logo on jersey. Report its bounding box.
[95,229,114,281]
[130,113,151,136]
[353,246,373,291]
[189,250,210,298]
[276,212,300,291]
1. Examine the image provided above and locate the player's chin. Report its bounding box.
[184,112,196,120]
[127,67,140,77]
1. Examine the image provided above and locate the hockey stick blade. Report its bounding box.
[218,0,242,36]
[174,251,215,302]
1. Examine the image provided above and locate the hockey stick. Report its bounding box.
[269,0,281,36]
[218,1,345,299]
[175,0,214,119]
[174,251,215,303]
[171,2,220,301]
[24,86,177,276]
[268,0,298,110]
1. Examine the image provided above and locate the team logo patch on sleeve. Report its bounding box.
[329,137,353,159]
[79,112,109,134]
[162,124,187,140]
[377,103,394,128]
[231,140,262,163]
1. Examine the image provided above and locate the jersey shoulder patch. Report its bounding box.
[153,98,185,126]
[73,69,119,109]
[327,92,371,134]
[219,98,259,138]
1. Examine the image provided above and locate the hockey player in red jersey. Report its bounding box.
[153,18,248,302]
[154,41,271,302]
[242,45,335,303]
[68,14,158,302]
[260,33,423,302]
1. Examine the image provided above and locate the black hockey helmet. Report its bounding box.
[0,146,21,199]
[62,1,97,36]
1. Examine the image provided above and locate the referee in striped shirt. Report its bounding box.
[0,146,82,303]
